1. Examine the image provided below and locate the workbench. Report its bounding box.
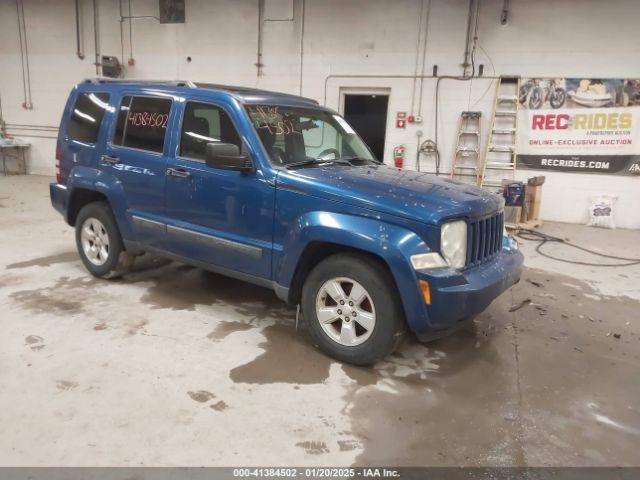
[0,140,30,175]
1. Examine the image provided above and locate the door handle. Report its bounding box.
[166,167,191,178]
[101,154,120,165]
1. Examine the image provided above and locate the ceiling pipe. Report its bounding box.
[410,0,426,116]
[3,131,57,140]
[256,0,295,79]
[416,0,432,117]
[298,0,305,95]
[255,0,264,77]
[462,0,474,76]
[75,0,84,59]
[117,0,160,24]
[5,123,58,130]
[462,0,480,77]
[93,0,100,74]
[15,0,33,109]
[128,0,134,64]
[117,0,161,69]
[118,0,135,68]
[119,0,125,66]
[501,0,509,24]
[323,73,501,107]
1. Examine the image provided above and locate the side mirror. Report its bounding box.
[205,143,253,172]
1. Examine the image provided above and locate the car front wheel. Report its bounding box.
[302,253,405,365]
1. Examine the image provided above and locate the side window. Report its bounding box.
[113,96,172,153]
[67,92,110,143]
[180,102,241,161]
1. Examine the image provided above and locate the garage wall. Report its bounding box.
[1,0,639,228]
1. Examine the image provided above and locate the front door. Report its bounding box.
[103,94,173,244]
[163,100,274,280]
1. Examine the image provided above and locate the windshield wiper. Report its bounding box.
[285,159,351,170]
[340,156,381,165]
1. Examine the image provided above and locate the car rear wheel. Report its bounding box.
[302,253,405,365]
[75,201,131,278]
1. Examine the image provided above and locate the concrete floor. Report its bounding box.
[1,175,639,466]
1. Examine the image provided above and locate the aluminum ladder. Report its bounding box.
[450,111,481,184]
[479,76,520,190]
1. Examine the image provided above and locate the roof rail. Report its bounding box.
[194,83,319,105]
[82,78,196,88]
[80,78,320,105]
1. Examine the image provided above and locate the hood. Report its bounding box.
[276,164,503,225]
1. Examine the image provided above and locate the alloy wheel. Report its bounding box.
[80,217,110,266]
[315,277,376,347]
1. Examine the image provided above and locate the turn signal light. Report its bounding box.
[419,279,431,305]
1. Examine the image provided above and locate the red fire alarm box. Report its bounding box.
[396,111,407,129]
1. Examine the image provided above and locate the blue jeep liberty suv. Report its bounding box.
[50,79,523,365]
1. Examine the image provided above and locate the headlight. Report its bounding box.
[441,220,467,269]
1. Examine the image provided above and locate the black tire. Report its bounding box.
[519,85,529,105]
[550,88,566,109]
[301,253,405,365]
[529,87,543,109]
[75,201,130,278]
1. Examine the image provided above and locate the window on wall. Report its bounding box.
[179,102,241,161]
[67,92,110,143]
[113,96,172,153]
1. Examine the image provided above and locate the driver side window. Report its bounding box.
[179,102,241,162]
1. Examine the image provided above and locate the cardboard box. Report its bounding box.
[505,206,522,224]
[520,184,542,222]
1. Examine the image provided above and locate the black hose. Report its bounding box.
[516,228,640,267]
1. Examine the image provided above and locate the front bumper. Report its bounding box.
[411,245,523,341]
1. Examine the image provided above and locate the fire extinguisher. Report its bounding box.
[393,145,405,169]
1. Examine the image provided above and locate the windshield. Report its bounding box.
[245,105,377,167]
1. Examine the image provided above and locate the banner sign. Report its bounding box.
[516,77,640,175]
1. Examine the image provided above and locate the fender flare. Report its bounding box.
[275,211,433,330]
[67,166,133,240]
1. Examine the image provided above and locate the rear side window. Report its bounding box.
[67,92,110,143]
[113,96,172,153]
[180,102,241,161]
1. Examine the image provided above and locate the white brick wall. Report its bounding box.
[1,0,639,228]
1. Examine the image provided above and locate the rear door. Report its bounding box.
[102,94,174,244]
